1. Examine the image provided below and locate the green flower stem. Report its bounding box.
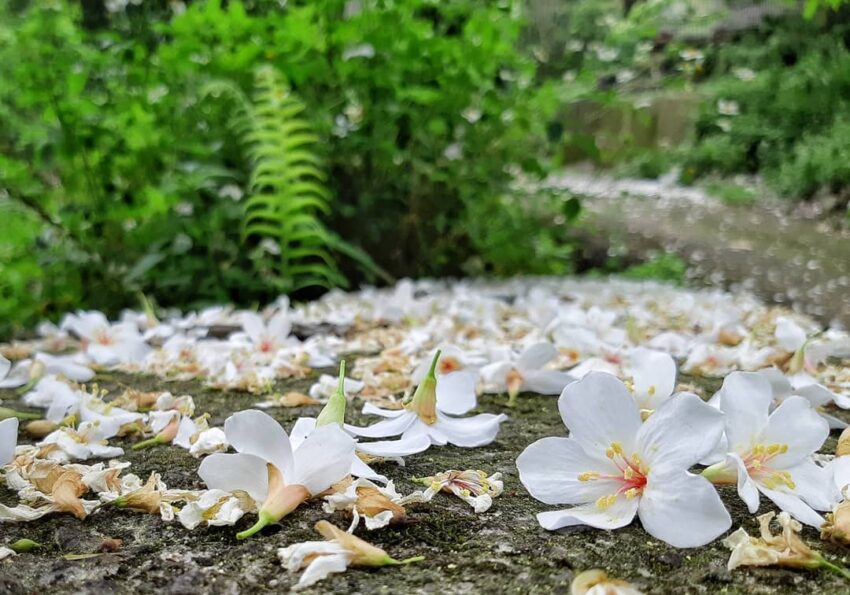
[131,435,165,450]
[236,510,276,540]
[0,407,41,421]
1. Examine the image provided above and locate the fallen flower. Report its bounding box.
[1,417,18,465]
[571,568,643,595]
[322,477,407,530]
[627,347,677,416]
[724,511,850,579]
[516,372,731,548]
[412,469,503,513]
[278,520,423,590]
[198,409,355,539]
[346,351,507,454]
[701,372,832,527]
[821,489,850,544]
[480,342,574,406]
[177,489,255,529]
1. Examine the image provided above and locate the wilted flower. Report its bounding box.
[571,569,643,595]
[323,477,408,530]
[724,511,850,578]
[413,469,503,513]
[278,520,422,590]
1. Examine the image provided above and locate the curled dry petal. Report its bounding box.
[571,569,643,595]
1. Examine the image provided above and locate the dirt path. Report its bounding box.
[549,169,850,328]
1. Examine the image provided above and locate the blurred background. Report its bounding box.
[2,0,849,338]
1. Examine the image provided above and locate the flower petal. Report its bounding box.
[198,452,269,503]
[355,434,431,458]
[758,485,825,528]
[630,347,676,410]
[517,437,621,505]
[522,369,574,396]
[761,396,828,469]
[361,403,407,418]
[636,393,724,473]
[718,372,772,453]
[517,342,558,370]
[434,412,507,447]
[296,552,350,589]
[536,497,638,531]
[289,417,317,450]
[291,424,355,495]
[436,371,477,415]
[638,471,731,548]
[345,412,417,438]
[783,460,834,512]
[727,453,760,513]
[224,410,294,478]
[0,417,18,466]
[558,372,642,455]
[775,317,807,352]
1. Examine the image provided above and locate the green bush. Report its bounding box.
[0,0,574,336]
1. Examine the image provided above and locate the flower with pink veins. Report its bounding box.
[346,351,507,455]
[516,372,730,548]
[198,409,354,539]
[480,342,575,406]
[702,372,833,527]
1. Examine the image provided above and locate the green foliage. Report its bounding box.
[705,181,757,207]
[621,252,687,285]
[0,0,575,335]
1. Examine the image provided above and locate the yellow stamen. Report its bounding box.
[578,472,599,482]
[595,495,617,510]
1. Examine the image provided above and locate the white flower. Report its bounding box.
[717,100,740,116]
[1,417,18,466]
[236,311,293,354]
[309,374,363,401]
[346,353,507,456]
[758,367,850,429]
[480,342,574,406]
[702,372,832,527]
[62,311,150,366]
[628,348,677,413]
[0,353,93,389]
[40,420,124,462]
[198,409,355,538]
[517,372,730,548]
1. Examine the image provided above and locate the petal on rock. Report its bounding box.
[198,452,270,503]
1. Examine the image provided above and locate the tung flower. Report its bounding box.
[517,372,730,548]
[480,342,574,406]
[198,409,355,539]
[346,351,507,455]
[702,372,832,527]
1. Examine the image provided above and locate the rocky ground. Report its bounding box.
[3,369,850,594]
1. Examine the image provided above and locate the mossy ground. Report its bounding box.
[1,369,849,594]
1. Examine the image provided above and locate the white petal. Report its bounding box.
[198,452,269,503]
[517,437,621,505]
[718,372,772,454]
[0,355,10,380]
[296,552,350,589]
[638,471,731,547]
[349,457,388,483]
[783,460,834,511]
[0,417,19,466]
[756,367,792,399]
[761,397,828,468]
[558,372,642,455]
[518,342,558,370]
[241,312,266,344]
[434,412,507,447]
[361,403,407,418]
[436,371,477,415]
[630,347,676,410]
[289,417,317,450]
[636,393,724,473]
[224,410,294,478]
[355,434,431,458]
[775,317,807,352]
[291,424,355,495]
[521,369,574,396]
[758,486,825,528]
[832,456,850,492]
[727,453,760,513]
[345,412,417,438]
[537,497,638,531]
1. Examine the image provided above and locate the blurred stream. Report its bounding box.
[548,168,850,328]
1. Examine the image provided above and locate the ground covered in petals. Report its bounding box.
[2,278,850,594]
